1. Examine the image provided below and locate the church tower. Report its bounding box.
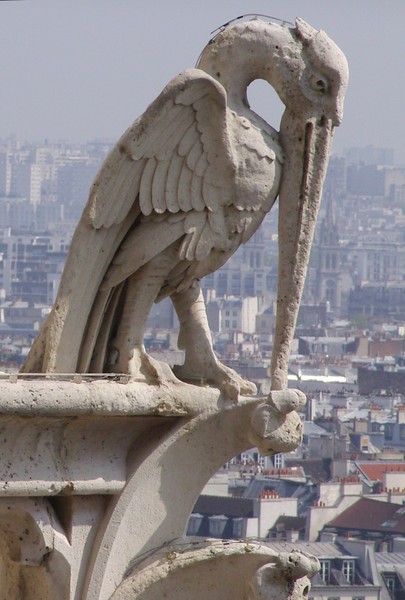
[315,189,343,314]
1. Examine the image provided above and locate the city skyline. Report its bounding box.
[2,2,405,161]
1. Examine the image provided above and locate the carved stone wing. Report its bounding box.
[22,69,236,374]
[87,68,237,288]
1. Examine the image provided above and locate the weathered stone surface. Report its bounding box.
[22,17,348,404]
[5,15,347,600]
[0,380,308,599]
[110,540,319,600]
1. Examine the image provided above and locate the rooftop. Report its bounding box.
[327,498,405,535]
[265,540,354,559]
[375,552,405,567]
[356,462,405,482]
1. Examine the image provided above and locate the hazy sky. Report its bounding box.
[1,1,405,161]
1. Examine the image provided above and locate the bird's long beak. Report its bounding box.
[270,109,334,391]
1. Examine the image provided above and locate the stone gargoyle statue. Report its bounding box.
[22,17,348,400]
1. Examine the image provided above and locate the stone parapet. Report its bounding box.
[0,378,308,599]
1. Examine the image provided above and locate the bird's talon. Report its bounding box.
[112,348,181,387]
[174,360,256,401]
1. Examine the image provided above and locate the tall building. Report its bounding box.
[313,191,343,315]
[344,145,394,166]
[200,227,277,299]
[57,158,100,220]
[0,151,8,196]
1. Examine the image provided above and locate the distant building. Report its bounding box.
[200,228,276,298]
[324,497,405,548]
[0,151,8,196]
[375,550,405,600]
[344,145,394,166]
[347,164,386,196]
[358,366,405,397]
[57,158,100,219]
[188,473,307,539]
[314,191,344,313]
[268,515,306,542]
[348,284,405,323]
[355,461,405,496]
[297,303,327,329]
[267,539,381,600]
[298,336,355,359]
[0,231,69,304]
[324,155,347,197]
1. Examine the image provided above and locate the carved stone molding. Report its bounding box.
[0,378,306,599]
[111,539,319,600]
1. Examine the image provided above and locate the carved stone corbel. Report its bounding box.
[109,540,319,600]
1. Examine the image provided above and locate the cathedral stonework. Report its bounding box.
[2,17,347,599]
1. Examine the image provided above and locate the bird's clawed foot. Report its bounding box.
[110,346,180,386]
[173,358,257,402]
[109,344,257,400]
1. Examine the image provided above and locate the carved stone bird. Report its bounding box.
[22,18,348,400]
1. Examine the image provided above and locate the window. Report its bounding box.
[360,437,369,452]
[233,517,245,538]
[217,272,228,296]
[342,559,355,583]
[241,453,249,465]
[187,513,203,536]
[384,575,396,596]
[208,515,228,537]
[385,423,394,440]
[381,520,398,528]
[320,560,331,583]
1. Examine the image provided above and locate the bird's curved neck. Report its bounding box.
[224,73,254,113]
[197,29,295,114]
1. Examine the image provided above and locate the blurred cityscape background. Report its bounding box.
[1,137,405,378]
[2,135,405,599]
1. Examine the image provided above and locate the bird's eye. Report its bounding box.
[310,75,328,94]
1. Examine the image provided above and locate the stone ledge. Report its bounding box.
[0,376,232,417]
[0,378,261,497]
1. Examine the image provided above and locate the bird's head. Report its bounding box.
[198,18,349,391]
[197,17,348,127]
[289,18,348,126]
